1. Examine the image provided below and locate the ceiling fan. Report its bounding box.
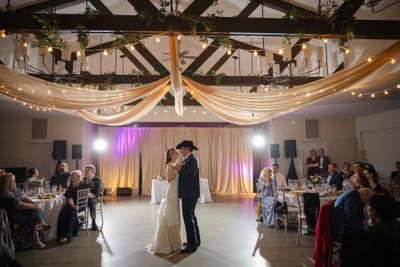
[162,40,196,65]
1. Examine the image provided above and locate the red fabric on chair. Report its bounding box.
[314,201,335,267]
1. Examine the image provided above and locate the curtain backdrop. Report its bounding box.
[98,127,254,195]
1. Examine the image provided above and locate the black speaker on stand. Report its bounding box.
[52,140,67,159]
[284,140,298,179]
[72,144,82,170]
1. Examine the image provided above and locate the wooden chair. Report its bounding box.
[77,188,91,233]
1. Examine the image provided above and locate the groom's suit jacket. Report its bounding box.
[178,153,200,199]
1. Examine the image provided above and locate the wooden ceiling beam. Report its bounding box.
[2,14,399,39]
[126,0,159,14]
[182,0,215,16]
[30,74,321,86]
[119,47,150,74]
[89,0,112,15]
[15,0,85,13]
[331,0,365,33]
[183,1,260,75]
[257,0,316,17]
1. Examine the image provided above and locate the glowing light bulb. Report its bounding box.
[156,36,160,43]
[371,93,375,98]
[397,84,400,89]
[30,106,32,109]
[227,49,232,55]
[202,43,207,49]
[130,45,135,51]
[358,93,362,98]
[352,92,355,95]
[345,49,350,54]
[22,102,26,106]
[23,42,28,47]
[253,50,258,56]
[306,93,310,97]
[391,58,396,64]
[302,43,307,50]
[323,38,328,43]
[1,32,6,38]
[279,49,283,54]
[18,88,22,91]
[384,90,388,95]
[103,50,109,56]
[367,57,372,62]
[177,34,182,40]
[47,90,51,94]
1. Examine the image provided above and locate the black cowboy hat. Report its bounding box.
[176,140,199,150]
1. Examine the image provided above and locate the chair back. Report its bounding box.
[390,177,400,201]
[0,197,16,227]
[303,192,320,229]
[77,188,90,213]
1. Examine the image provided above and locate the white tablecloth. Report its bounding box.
[32,196,66,241]
[150,178,213,204]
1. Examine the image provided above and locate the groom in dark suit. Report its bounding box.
[176,140,201,253]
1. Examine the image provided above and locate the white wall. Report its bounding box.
[0,117,84,179]
[356,108,400,173]
[270,118,357,179]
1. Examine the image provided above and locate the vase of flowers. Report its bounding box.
[28,178,45,196]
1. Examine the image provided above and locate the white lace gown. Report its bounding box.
[147,164,181,254]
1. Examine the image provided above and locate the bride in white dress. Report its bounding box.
[147,148,181,254]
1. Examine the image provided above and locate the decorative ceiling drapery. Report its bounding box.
[0,38,399,126]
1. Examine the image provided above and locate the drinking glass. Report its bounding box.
[331,184,337,194]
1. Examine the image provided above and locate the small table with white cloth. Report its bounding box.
[150,178,213,204]
[31,196,66,241]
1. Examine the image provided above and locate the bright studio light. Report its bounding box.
[94,139,107,152]
[252,135,265,148]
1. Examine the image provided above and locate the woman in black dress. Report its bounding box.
[306,149,320,179]
[57,170,82,244]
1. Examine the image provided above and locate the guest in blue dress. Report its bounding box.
[57,170,83,244]
[258,167,276,227]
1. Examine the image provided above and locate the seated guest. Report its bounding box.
[353,161,365,175]
[24,168,45,192]
[0,173,51,249]
[258,167,275,227]
[57,170,83,244]
[390,161,400,180]
[271,163,287,188]
[325,163,340,188]
[50,162,70,189]
[367,194,400,262]
[352,172,370,189]
[332,187,374,242]
[81,165,102,231]
[364,165,392,198]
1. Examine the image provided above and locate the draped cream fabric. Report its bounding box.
[0,64,169,109]
[0,39,399,125]
[169,35,184,116]
[98,127,253,195]
[182,42,400,124]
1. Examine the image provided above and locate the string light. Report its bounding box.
[302,43,307,50]
[253,50,258,56]
[352,92,355,95]
[23,42,28,47]
[384,90,389,95]
[156,36,160,43]
[323,38,329,43]
[306,93,311,97]
[130,45,135,51]
[47,47,53,52]
[227,48,232,55]
[279,49,283,54]
[103,50,109,56]
[22,102,26,106]
[371,93,375,98]
[397,84,400,89]
[1,31,6,38]
[391,58,396,64]
[345,49,350,54]
[193,110,197,113]
[18,87,22,91]
[203,111,207,115]
[367,57,372,62]
[77,50,82,57]
[202,43,207,49]
[177,34,182,40]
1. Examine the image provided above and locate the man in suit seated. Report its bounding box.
[391,161,400,180]
[50,163,70,189]
[271,163,287,189]
[332,187,374,242]
[81,165,102,231]
[325,163,341,189]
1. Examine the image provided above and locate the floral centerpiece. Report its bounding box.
[28,178,45,189]
[310,175,323,183]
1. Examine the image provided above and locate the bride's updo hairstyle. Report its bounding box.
[165,148,175,165]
